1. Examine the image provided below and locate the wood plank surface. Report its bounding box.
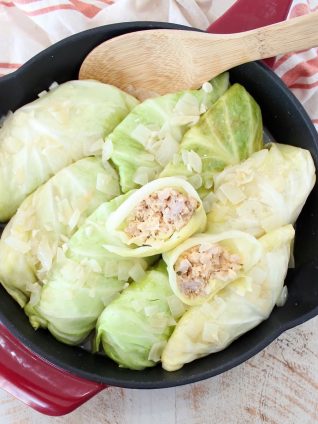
[1,316,317,424]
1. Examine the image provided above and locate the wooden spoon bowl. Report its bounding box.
[79,12,318,99]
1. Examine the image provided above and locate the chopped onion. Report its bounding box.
[155,136,179,166]
[131,124,153,146]
[0,110,13,127]
[28,282,42,307]
[170,115,200,126]
[219,183,246,204]
[133,167,156,185]
[103,260,118,278]
[85,138,104,156]
[199,103,207,114]
[167,295,186,319]
[202,322,219,343]
[148,341,167,362]
[174,93,200,117]
[202,82,213,93]
[37,90,48,98]
[68,208,81,231]
[203,178,213,191]
[276,285,288,307]
[181,150,202,173]
[37,239,53,271]
[102,139,113,161]
[288,237,295,268]
[5,236,30,254]
[96,173,114,194]
[129,262,146,282]
[117,262,131,281]
[49,81,59,91]
[202,192,216,213]
[84,258,102,274]
[188,174,202,190]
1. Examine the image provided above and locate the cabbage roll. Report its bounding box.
[25,193,151,345]
[161,225,294,371]
[160,84,263,193]
[102,177,207,258]
[95,261,186,370]
[107,73,229,193]
[207,143,315,236]
[163,231,263,306]
[0,157,120,307]
[0,80,138,221]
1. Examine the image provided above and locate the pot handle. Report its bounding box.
[0,324,106,416]
[207,0,292,67]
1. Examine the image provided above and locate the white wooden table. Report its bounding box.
[1,316,317,424]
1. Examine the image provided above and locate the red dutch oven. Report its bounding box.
[3,0,316,417]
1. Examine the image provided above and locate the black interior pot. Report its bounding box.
[0,22,318,389]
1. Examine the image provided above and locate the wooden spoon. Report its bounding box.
[79,12,318,99]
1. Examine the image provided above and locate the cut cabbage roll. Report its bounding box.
[95,261,186,370]
[161,225,294,371]
[207,143,315,236]
[25,193,151,345]
[107,73,229,193]
[102,177,207,257]
[160,83,263,193]
[0,157,120,307]
[163,231,263,306]
[0,80,138,221]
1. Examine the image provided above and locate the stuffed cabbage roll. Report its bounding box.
[0,80,138,221]
[160,84,263,193]
[161,225,294,371]
[0,157,120,307]
[102,177,207,257]
[163,231,263,306]
[95,261,186,370]
[107,73,229,193]
[207,143,315,236]
[25,193,151,345]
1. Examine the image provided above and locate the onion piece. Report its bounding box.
[276,285,288,307]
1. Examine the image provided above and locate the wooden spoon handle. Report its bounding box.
[241,10,318,60]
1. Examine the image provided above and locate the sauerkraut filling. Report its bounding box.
[174,243,242,297]
[124,188,198,246]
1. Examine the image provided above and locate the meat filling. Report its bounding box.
[124,188,198,246]
[174,243,242,297]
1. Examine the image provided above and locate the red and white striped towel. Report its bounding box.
[0,0,317,131]
[273,0,318,131]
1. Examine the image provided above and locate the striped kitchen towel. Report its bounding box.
[0,0,317,130]
[273,0,318,131]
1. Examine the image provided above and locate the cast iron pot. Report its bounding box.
[0,22,318,393]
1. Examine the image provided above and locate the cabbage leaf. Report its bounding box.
[0,157,120,307]
[160,83,263,194]
[163,230,263,306]
[0,80,138,221]
[108,73,229,193]
[25,192,152,345]
[207,143,316,236]
[102,177,207,258]
[161,225,294,371]
[95,261,186,370]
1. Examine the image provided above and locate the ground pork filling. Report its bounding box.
[174,243,242,297]
[124,188,199,246]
